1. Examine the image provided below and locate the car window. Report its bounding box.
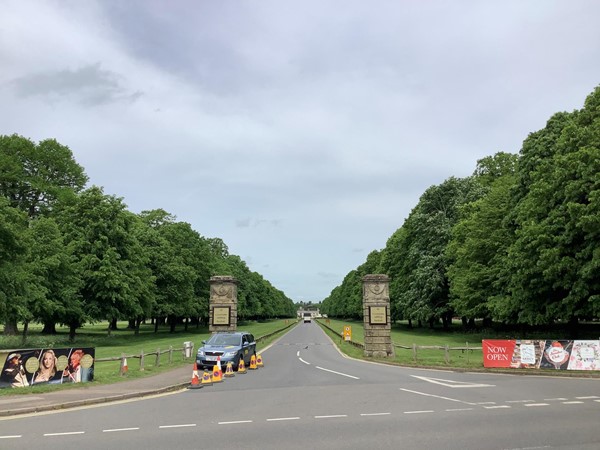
[209,335,241,346]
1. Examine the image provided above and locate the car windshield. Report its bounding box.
[208,335,242,346]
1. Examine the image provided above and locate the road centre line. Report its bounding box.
[0,435,22,439]
[103,427,140,433]
[315,366,360,379]
[506,400,535,403]
[576,396,600,399]
[484,405,511,409]
[404,410,434,414]
[360,412,391,416]
[159,424,196,429]
[445,408,473,412]
[315,415,348,419]
[218,420,253,425]
[400,388,476,405]
[267,417,300,421]
[562,401,584,404]
[544,398,567,401]
[44,431,85,436]
[525,403,549,407]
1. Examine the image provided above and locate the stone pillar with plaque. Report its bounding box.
[209,276,238,333]
[362,274,395,358]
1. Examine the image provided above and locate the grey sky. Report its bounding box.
[1,1,599,302]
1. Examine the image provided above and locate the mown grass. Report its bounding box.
[0,319,297,396]
[318,318,600,370]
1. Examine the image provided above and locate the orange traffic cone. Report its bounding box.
[201,369,213,386]
[224,361,235,377]
[120,357,129,376]
[237,357,247,374]
[249,354,258,370]
[212,360,223,383]
[188,362,202,389]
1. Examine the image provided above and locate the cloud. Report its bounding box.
[10,63,142,106]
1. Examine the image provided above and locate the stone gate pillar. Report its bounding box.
[209,276,238,333]
[362,274,394,358]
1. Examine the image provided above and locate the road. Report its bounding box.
[1,322,599,449]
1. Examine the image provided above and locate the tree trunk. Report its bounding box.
[184,317,189,332]
[169,316,176,333]
[135,317,142,336]
[3,320,18,336]
[69,323,77,341]
[407,318,413,329]
[128,319,136,329]
[22,321,29,343]
[154,318,159,333]
[110,318,118,330]
[42,321,57,334]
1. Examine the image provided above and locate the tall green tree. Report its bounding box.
[0,134,87,218]
[56,187,154,338]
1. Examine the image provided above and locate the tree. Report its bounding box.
[56,187,154,338]
[0,134,87,218]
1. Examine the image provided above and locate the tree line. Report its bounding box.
[322,85,600,334]
[0,135,296,338]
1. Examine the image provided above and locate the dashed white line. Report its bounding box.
[299,358,310,365]
[544,398,567,401]
[103,427,140,433]
[576,396,599,399]
[475,402,496,405]
[159,424,196,429]
[525,403,549,407]
[44,431,85,436]
[0,435,22,439]
[315,415,347,419]
[506,400,535,403]
[562,401,584,404]
[484,405,511,409]
[360,412,391,416]
[267,417,300,422]
[445,408,473,412]
[404,410,434,414]
[315,366,359,379]
[218,420,253,425]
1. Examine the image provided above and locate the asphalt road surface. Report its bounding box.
[1,322,599,449]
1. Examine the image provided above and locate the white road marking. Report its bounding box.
[562,401,584,404]
[445,408,473,412]
[400,388,476,405]
[296,351,300,356]
[475,402,496,405]
[360,412,391,416]
[544,398,567,401]
[103,427,140,433]
[315,415,347,419]
[595,400,600,403]
[411,375,494,388]
[404,410,434,414]
[159,424,196,429]
[484,405,511,409]
[44,431,85,436]
[0,435,22,439]
[315,366,360,379]
[218,420,253,425]
[506,400,535,403]
[267,417,300,421]
[299,358,310,365]
[576,396,599,399]
[525,403,549,407]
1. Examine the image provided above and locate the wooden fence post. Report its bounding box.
[140,350,145,371]
[466,342,469,364]
[412,343,417,362]
[155,348,160,367]
[444,345,449,364]
[169,346,173,364]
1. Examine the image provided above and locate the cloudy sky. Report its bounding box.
[1,1,599,302]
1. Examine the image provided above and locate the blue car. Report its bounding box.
[196,332,256,371]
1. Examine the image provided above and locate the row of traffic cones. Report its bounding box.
[188,354,264,389]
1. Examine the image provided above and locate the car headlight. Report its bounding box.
[223,351,237,357]
[197,350,205,356]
